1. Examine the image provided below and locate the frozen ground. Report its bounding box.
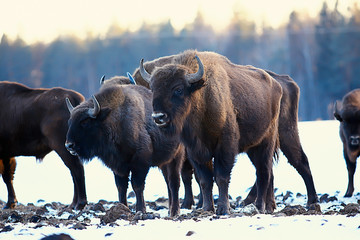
[0,120,360,239]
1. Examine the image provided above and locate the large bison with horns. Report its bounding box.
[134,50,318,212]
[65,82,186,216]
[99,74,198,209]
[139,50,283,214]
[334,89,360,197]
[138,50,319,214]
[0,81,86,209]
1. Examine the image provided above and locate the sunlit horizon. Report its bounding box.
[0,0,357,44]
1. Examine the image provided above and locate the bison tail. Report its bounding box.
[273,135,280,163]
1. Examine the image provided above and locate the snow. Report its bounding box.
[1,120,360,239]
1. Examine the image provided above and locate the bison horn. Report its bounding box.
[100,75,105,85]
[139,59,151,84]
[65,97,74,113]
[186,55,204,84]
[127,72,136,85]
[88,95,100,118]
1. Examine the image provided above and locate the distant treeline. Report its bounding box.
[0,1,359,120]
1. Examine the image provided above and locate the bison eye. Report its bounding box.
[80,118,91,128]
[173,86,184,97]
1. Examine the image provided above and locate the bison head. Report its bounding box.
[139,55,205,135]
[334,99,360,151]
[65,95,110,160]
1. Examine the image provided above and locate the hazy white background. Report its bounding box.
[0,0,357,43]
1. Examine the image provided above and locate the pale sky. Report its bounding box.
[0,0,356,43]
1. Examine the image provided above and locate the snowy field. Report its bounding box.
[0,120,360,239]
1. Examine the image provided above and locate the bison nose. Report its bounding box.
[350,136,360,146]
[65,141,77,156]
[152,112,169,127]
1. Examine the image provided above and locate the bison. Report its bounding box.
[0,81,86,209]
[139,50,283,214]
[99,73,136,87]
[65,82,186,216]
[99,73,197,209]
[134,51,318,212]
[334,88,360,197]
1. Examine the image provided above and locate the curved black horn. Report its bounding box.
[186,55,204,84]
[139,59,151,84]
[88,95,100,118]
[100,75,105,85]
[65,97,74,113]
[127,72,136,85]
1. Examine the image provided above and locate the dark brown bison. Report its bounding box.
[133,51,318,211]
[0,81,86,209]
[99,73,197,210]
[139,50,283,214]
[65,83,185,216]
[242,70,318,207]
[334,88,360,197]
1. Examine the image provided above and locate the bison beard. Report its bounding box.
[139,50,283,214]
[0,81,86,210]
[65,84,186,217]
[334,88,360,197]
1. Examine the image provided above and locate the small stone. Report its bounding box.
[71,222,87,230]
[1,225,14,232]
[186,230,195,236]
[239,204,259,216]
[340,203,360,214]
[90,202,105,212]
[280,205,306,216]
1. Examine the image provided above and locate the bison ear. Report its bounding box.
[334,100,343,122]
[189,79,206,92]
[97,107,111,121]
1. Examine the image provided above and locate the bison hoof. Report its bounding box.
[344,193,353,198]
[75,201,87,210]
[69,201,87,210]
[181,200,194,210]
[216,205,230,215]
[3,201,17,209]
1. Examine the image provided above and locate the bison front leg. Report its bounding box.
[240,181,257,208]
[160,161,181,217]
[1,158,17,209]
[265,170,276,213]
[59,152,87,210]
[214,151,236,215]
[114,172,129,206]
[180,157,195,209]
[344,149,357,197]
[190,160,215,213]
[247,138,276,214]
[130,167,149,213]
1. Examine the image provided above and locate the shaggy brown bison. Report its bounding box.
[99,73,197,210]
[0,81,86,209]
[133,51,318,211]
[65,83,185,216]
[139,50,283,214]
[334,88,360,197]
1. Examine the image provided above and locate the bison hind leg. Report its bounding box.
[1,157,18,209]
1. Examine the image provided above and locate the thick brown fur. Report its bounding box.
[66,84,185,216]
[139,50,283,214]
[0,81,86,210]
[334,88,360,197]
